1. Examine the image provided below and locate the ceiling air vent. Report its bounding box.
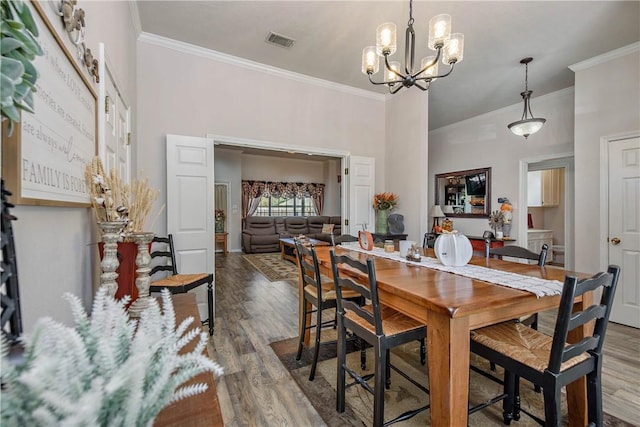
[265,32,296,49]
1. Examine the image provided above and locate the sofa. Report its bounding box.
[242,216,342,253]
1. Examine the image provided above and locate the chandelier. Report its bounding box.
[361,0,464,94]
[507,58,546,139]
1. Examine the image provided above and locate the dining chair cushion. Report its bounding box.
[152,273,211,288]
[345,304,425,337]
[471,322,590,373]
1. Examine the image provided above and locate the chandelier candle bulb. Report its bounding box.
[386,60,401,81]
[376,23,396,55]
[362,46,379,74]
[428,14,451,49]
[421,56,438,78]
[443,33,464,64]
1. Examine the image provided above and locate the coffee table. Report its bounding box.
[279,237,330,263]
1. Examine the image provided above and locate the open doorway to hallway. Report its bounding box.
[522,156,575,270]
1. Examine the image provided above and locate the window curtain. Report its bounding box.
[241,180,325,215]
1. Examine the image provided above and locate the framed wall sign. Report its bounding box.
[1,1,97,207]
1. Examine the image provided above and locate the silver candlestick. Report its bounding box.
[128,232,155,318]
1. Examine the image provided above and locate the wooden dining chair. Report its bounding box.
[330,250,430,427]
[149,235,214,335]
[470,265,620,426]
[295,239,366,381]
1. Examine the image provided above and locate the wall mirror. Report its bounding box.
[435,167,491,218]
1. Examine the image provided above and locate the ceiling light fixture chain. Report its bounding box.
[507,57,546,139]
[361,0,464,94]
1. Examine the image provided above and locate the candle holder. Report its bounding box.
[98,220,127,297]
[128,232,155,318]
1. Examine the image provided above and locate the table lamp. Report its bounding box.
[430,205,446,232]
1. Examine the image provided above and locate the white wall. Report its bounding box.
[572,45,640,273]
[428,88,575,245]
[385,89,429,243]
[136,37,386,240]
[10,2,138,331]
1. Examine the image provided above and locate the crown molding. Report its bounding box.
[569,42,640,72]
[128,1,142,37]
[137,32,385,102]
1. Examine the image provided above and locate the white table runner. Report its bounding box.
[338,243,564,297]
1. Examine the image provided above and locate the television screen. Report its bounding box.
[465,173,486,196]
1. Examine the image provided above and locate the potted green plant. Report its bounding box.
[1,0,43,135]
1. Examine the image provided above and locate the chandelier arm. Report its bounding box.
[383,54,406,80]
[415,62,455,81]
[389,83,404,94]
[367,72,402,86]
[410,48,442,79]
[414,80,430,91]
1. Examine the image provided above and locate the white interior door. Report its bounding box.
[609,136,640,328]
[166,135,215,320]
[346,155,375,236]
[98,43,130,183]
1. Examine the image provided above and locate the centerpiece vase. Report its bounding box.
[128,232,155,318]
[98,220,127,297]
[376,209,389,234]
[215,219,224,233]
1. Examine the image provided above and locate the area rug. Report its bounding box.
[242,252,299,282]
[270,336,631,426]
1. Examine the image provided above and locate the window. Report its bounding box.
[253,196,316,217]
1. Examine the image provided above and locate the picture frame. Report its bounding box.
[1,1,97,207]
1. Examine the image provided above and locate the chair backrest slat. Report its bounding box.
[547,266,620,374]
[150,234,178,276]
[488,244,548,266]
[331,250,383,335]
[295,239,323,299]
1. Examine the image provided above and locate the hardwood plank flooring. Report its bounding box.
[211,253,640,426]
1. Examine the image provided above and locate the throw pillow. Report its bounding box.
[321,224,335,234]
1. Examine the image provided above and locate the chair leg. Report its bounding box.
[587,367,603,425]
[542,383,562,427]
[502,370,515,425]
[420,338,426,365]
[374,345,387,427]
[385,348,391,389]
[309,304,323,381]
[207,281,214,336]
[336,320,347,413]
[296,299,308,361]
[360,337,367,370]
[513,375,521,421]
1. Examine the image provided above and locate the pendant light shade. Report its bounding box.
[508,58,546,139]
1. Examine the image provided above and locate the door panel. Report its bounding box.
[609,136,640,328]
[166,135,215,320]
[347,156,375,235]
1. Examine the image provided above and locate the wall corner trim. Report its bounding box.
[569,42,640,72]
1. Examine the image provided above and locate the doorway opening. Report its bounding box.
[520,155,575,270]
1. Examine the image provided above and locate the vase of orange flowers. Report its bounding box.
[215,208,226,233]
[373,192,398,234]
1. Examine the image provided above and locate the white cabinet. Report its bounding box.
[528,230,553,262]
[527,169,561,207]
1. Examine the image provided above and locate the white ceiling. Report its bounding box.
[137,1,640,130]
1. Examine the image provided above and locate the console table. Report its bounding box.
[467,235,516,252]
[215,232,228,255]
[372,233,408,250]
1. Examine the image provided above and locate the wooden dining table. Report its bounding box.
[302,245,592,427]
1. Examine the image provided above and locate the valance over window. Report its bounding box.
[241,180,325,217]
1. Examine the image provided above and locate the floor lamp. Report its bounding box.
[430,205,445,233]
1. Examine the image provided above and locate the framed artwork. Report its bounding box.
[1,1,97,207]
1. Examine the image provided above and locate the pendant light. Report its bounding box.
[508,58,546,139]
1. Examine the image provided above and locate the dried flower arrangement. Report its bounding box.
[373,192,399,211]
[0,288,223,426]
[85,157,163,236]
[215,209,225,221]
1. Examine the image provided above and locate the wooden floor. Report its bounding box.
[210,253,640,426]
